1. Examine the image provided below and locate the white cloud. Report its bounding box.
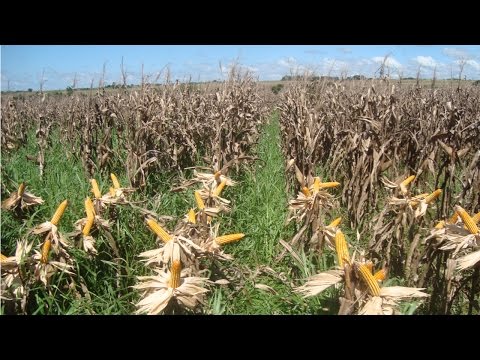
[319,58,350,76]
[372,56,402,69]
[466,59,480,71]
[357,58,373,66]
[277,57,297,67]
[452,58,480,70]
[443,47,468,59]
[413,55,437,68]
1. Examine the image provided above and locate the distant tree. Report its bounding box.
[351,74,366,80]
[66,86,74,95]
[28,88,33,92]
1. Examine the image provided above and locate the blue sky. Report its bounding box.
[1,45,479,91]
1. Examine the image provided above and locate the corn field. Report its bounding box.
[279,79,479,314]
[1,72,479,315]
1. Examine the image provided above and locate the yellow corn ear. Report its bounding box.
[187,209,196,224]
[51,200,68,226]
[400,175,415,187]
[41,239,51,264]
[413,193,429,200]
[214,171,222,183]
[110,173,121,189]
[472,212,480,225]
[455,206,479,235]
[312,177,321,193]
[109,187,116,196]
[409,200,419,208]
[409,193,429,207]
[434,221,445,229]
[0,253,8,262]
[425,189,442,204]
[356,263,381,296]
[195,191,205,210]
[318,182,341,189]
[169,260,181,289]
[334,230,350,267]
[301,187,311,197]
[448,212,459,224]
[90,179,102,199]
[373,269,387,281]
[146,218,172,243]
[365,261,373,273]
[213,179,227,197]
[85,197,95,218]
[82,216,94,236]
[214,233,245,246]
[328,217,342,227]
[18,182,26,197]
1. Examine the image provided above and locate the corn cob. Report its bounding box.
[169,260,181,289]
[0,253,8,262]
[41,239,51,264]
[82,216,94,236]
[414,193,429,199]
[373,269,387,281]
[214,233,245,246]
[17,182,26,197]
[195,190,205,210]
[365,261,373,273]
[356,263,381,296]
[110,173,121,189]
[318,182,341,189]
[312,177,321,193]
[328,217,342,228]
[408,200,417,208]
[425,189,442,204]
[408,193,429,207]
[472,212,480,225]
[301,187,311,197]
[90,179,102,199]
[214,171,222,183]
[187,209,196,224]
[109,187,116,197]
[146,218,172,243]
[213,179,227,197]
[85,197,95,218]
[448,211,459,224]
[400,175,415,187]
[51,200,68,226]
[334,230,350,267]
[434,221,445,229]
[455,206,479,235]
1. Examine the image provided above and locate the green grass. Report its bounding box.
[205,112,339,314]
